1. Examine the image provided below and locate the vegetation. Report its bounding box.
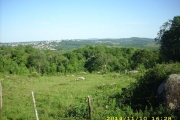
[57,37,159,51]
[0,37,159,51]
[155,16,180,62]
[0,45,159,75]
[1,73,135,119]
[115,63,180,111]
[0,16,180,119]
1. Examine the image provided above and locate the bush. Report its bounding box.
[28,72,41,77]
[65,102,88,119]
[128,63,180,108]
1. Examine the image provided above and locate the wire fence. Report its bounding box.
[1,79,180,120]
[1,89,179,120]
[33,91,166,100]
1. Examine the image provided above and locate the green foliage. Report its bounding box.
[0,45,160,75]
[119,63,180,111]
[155,16,180,62]
[84,46,136,72]
[2,70,179,119]
[131,49,159,69]
[28,72,41,77]
[1,73,135,119]
[65,101,88,119]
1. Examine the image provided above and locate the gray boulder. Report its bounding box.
[157,74,180,111]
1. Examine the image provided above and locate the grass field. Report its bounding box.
[1,73,136,120]
[143,43,160,50]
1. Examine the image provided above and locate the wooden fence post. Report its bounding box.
[32,91,39,120]
[87,95,92,120]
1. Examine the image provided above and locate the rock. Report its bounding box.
[80,72,86,74]
[97,72,101,74]
[128,70,138,74]
[113,74,120,78]
[75,77,85,80]
[109,82,116,86]
[157,74,180,111]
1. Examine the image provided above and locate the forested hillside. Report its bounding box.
[0,37,159,51]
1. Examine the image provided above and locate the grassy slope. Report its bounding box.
[1,73,135,120]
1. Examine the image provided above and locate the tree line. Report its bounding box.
[0,45,159,75]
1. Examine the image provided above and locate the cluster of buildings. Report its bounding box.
[0,40,62,50]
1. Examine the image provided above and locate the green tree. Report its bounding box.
[27,50,48,74]
[11,46,28,65]
[131,49,158,69]
[155,16,180,62]
[25,45,35,54]
[0,54,7,72]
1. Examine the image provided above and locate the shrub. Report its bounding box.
[117,63,180,117]
[65,102,88,119]
[28,72,41,77]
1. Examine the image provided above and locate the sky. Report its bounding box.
[0,0,180,43]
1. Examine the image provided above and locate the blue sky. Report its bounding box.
[0,0,180,43]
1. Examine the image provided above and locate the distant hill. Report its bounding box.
[0,37,159,51]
